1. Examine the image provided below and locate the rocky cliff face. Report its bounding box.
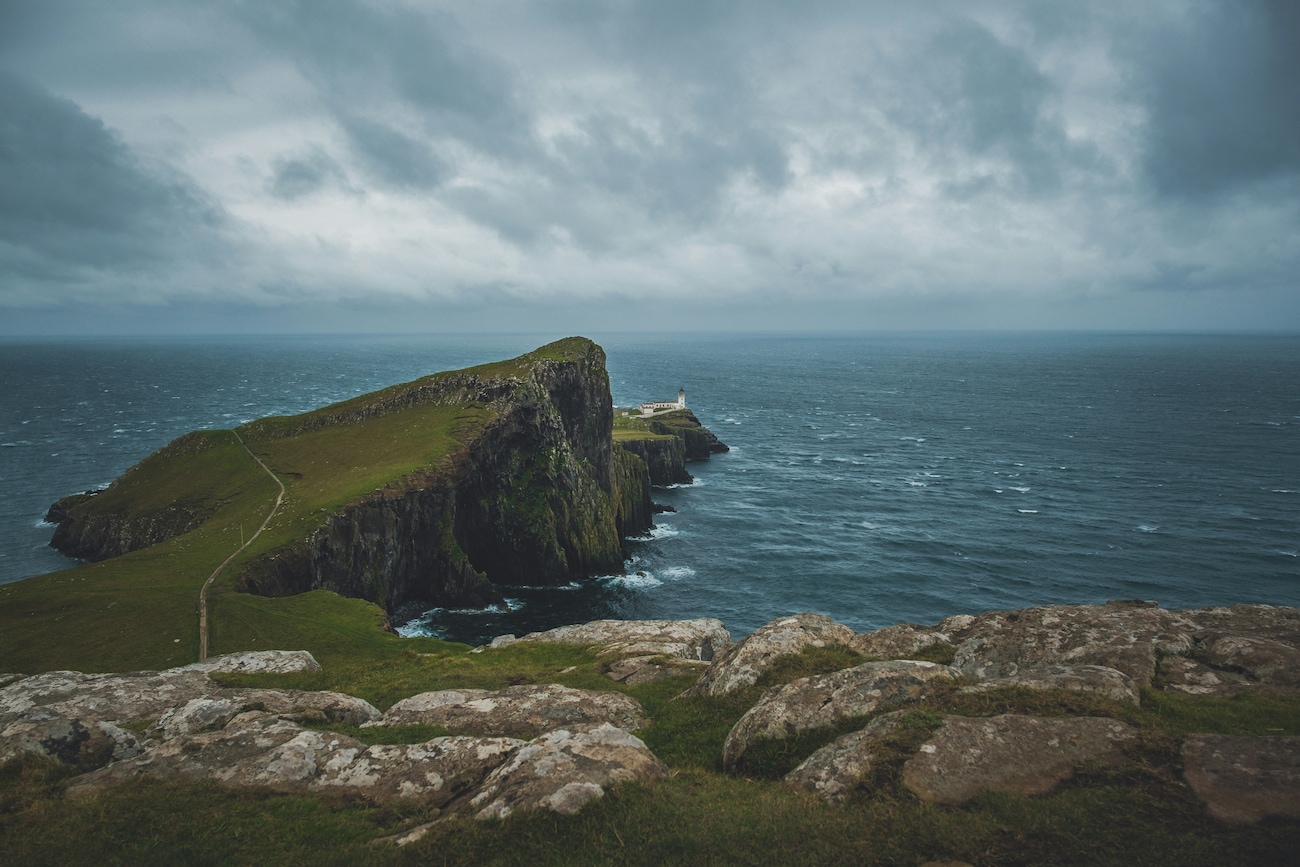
[616,437,691,485]
[49,338,655,614]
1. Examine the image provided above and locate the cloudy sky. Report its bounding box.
[1,0,1297,334]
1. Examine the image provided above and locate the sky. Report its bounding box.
[1,0,1298,334]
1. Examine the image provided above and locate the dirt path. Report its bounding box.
[198,430,285,661]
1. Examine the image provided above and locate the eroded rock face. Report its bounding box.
[470,723,667,820]
[783,711,908,802]
[366,684,645,738]
[901,715,1136,804]
[1198,634,1300,688]
[1182,734,1300,824]
[685,613,857,698]
[723,660,957,770]
[517,618,732,662]
[1158,656,1253,696]
[959,664,1140,705]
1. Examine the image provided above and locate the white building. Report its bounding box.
[638,389,686,415]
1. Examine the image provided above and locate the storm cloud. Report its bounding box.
[0,0,1296,332]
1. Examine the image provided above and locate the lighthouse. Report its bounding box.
[678,388,686,409]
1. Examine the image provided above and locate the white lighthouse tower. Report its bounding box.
[678,388,686,409]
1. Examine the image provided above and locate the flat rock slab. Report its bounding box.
[1,711,143,768]
[784,711,908,802]
[603,655,709,685]
[366,684,645,738]
[154,690,380,738]
[177,650,323,675]
[723,660,957,770]
[901,714,1136,804]
[516,618,731,661]
[1182,734,1300,823]
[471,723,667,820]
[685,613,857,698]
[959,664,1139,705]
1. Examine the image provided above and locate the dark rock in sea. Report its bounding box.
[653,503,676,513]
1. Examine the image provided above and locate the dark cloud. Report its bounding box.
[267,147,352,200]
[1136,0,1300,197]
[0,70,223,298]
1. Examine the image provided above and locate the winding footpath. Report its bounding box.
[198,430,285,661]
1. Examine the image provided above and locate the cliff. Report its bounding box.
[613,408,729,486]
[47,338,654,613]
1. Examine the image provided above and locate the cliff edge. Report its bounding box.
[47,338,657,614]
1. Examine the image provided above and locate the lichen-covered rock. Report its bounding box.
[366,684,645,738]
[0,674,24,689]
[959,664,1140,705]
[154,690,379,738]
[1182,734,1300,823]
[68,711,523,806]
[470,723,666,820]
[901,715,1136,804]
[783,711,908,802]
[0,711,142,767]
[1198,634,1300,688]
[685,613,856,697]
[850,625,954,660]
[1158,656,1254,695]
[723,660,957,769]
[517,618,731,662]
[951,602,1200,687]
[603,655,709,685]
[0,668,214,725]
[177,650,323,675]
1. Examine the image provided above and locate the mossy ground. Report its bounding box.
[4,640,1300,865]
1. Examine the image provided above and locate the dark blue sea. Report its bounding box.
[2,333,1297,644]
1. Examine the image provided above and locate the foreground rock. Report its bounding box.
[470,723,667,820]
[1182,734,1300,823]
[685,614,856,697]
[958,664,1139,705]
[901,715,1137,804]
[783,711,908,802]
[0,651,327,731]
[514,618,731,661]
[723,660,957,769]
[365,684,645,738]
[68,712,525,808]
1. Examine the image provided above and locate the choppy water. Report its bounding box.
[2,333,1297,645]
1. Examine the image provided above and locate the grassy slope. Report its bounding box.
[0,358,531,674]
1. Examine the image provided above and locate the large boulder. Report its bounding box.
[901,715,1136,804]
[1197,634,1300,688]
[0,710,143,768]
[365,684,645,738]
[959,664,1140,705]
[685,613,857,698]
[176,650,323,675]
[514,618,732,661]
[783,711,908,802]
[951,602,1200,687]
[154,690,380,738]
[470,723,667,820]
[1182,734,1300,824]
[723,660,957,770]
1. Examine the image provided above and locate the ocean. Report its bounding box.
[2,333,1297,645]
